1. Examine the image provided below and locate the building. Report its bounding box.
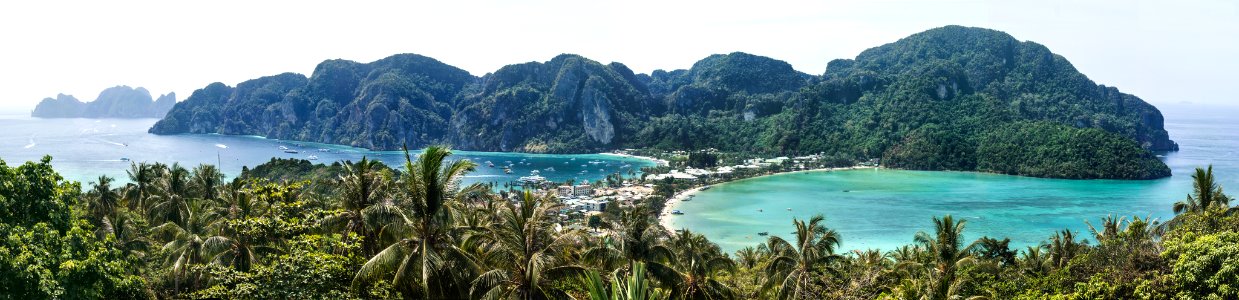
[573,184,593,197]
[580,199,607,212]
[557,185,574,197]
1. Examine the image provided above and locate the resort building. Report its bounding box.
[573,184,593,197]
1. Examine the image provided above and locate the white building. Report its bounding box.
[573,184,593,197]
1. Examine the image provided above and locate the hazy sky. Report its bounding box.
[1,0,1235,113]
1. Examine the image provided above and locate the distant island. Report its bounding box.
[150,26,1176,179]
[32,86,175,118]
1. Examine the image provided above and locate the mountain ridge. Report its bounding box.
[149,25,1176,179]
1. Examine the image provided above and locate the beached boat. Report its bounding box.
[670,210,684,215]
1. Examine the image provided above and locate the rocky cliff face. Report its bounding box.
[151,54,474,150]
[148,26,1180,179]
[31,86,176,118]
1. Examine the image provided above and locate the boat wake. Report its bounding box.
[24,137,35,149]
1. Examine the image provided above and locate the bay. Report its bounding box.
[666,103,1239,252]
[0,116,655,186]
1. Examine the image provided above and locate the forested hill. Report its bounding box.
[150,26,1176,179]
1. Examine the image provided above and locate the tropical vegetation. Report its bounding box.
[2,148,1236,299]
[150,26,1176,179]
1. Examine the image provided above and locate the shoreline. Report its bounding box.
[658,165,876,232]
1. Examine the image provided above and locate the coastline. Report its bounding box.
[658,166,876,232]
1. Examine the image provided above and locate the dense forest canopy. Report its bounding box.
[150,26,1176,179]
[0,151,1234,299]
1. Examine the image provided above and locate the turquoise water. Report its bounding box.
[667,103,1239,252]
[0,116,654,186]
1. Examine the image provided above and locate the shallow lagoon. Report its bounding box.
[667,103,1239,252]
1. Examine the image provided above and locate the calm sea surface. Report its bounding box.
[0,116,654,186]
[3,103,1236,253]
[666,103,1239,252]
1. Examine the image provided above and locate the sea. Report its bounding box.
[2,103,1236,254]
[665,103,1239,253]
[0,116,655,187]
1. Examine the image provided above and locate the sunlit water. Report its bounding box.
[666,103,1239,253]
[0,117,655,186]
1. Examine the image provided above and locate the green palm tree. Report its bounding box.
[1043,229,1083,269]
[584,206,673,273]
[648,229,735,300]
[470,191,585,299]
[125,162,156,212]
[87,175,121,223]
[762,214,840,300]
[911,215,977,300]
[353,145,478,298]
[152,198,215,293]
[321,157,399,256]
[102,210,151,265]
[1018,246,1050,276]
[1173,165,1232,214]
[202,220,273,273]
[1084,215,1125,243]
[190,164,224,201]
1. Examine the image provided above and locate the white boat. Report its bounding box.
[307,155,319,160]
[517,175,546,184]
[278,146,289,150]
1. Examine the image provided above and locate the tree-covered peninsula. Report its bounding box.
[150,26,1175,179]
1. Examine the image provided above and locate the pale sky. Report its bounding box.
[1,0,1236,114]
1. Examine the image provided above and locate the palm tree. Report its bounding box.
[202,219,272,273]
[910,215,977,300]
[1173,165,1232,214]
[648,229,735,300]
[584,206,673,274]
[87,175,121,223]
[1018,246,1050,276]
[469,191,585,299]
[149,163,193,226]
[321,157,399,256]
[762,214,840,300]
[190,164,224,201]
[353,146,478,298]
[1043,229,1083,269]
[152,198,215,293]
[125,162,156,212]
[1085,215,1125,243]
[101,210,151,265]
